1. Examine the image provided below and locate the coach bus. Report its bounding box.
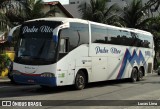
[9,17,154,90]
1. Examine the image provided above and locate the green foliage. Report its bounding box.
[78,0,120,24]
[0,0,58,31]
[0,54,10,73]
[21,0,44,20]
[119,0,149,28]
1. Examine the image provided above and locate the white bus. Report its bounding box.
[10,17,154,90]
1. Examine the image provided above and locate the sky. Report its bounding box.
[43,0,69,5]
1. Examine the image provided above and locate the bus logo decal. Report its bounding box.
[95,46,108,54]
[110,47,121,54]
[117,49,146,79]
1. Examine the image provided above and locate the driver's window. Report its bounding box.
[59,28,79,52]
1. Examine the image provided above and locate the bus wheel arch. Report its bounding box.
[137,66,145,81]
[130,67,138,82]
[74,69,88,90]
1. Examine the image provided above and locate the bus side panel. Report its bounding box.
[89,43,152,81]
[141,48,154,74]
[56,45,89,86]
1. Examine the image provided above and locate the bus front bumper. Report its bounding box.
[13,74,57,87]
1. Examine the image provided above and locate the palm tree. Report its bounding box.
[20,0,44,20]
[146,0,160,12]
[0,12,11,31]
[78,0,119,24]
[119,0,151,29]
[0,0,58,30]
[144,16,160,69]
[146,16,160,51]
[0,0,26,30]
[20,0,59,20]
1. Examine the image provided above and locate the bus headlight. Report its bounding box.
[40,73,55,77]
[12,70,21,75]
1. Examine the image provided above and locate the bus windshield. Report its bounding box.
[15,21,61,65]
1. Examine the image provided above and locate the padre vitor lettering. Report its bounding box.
[22,26,38,34]
[22,25,54,34]
[95,46,108,54]
[40,26,54,32]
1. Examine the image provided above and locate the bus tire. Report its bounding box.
[74,70,86,90]
[130,68,138,82]
[137,68,143,81]
[40,85,52,89]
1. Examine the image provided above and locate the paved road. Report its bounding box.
[0,73,160,109]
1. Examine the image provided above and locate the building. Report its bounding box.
[43,1,73,18]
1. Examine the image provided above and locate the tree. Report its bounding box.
[78,0,119,24]
[146,0,160,12]
[20,0,44,20]
[119,0,151,29]
[0,0,58,31]
[146,16,160,51]
[19,0,59,20]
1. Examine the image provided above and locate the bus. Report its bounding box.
[9,17,155,90]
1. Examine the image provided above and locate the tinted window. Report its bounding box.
[70,23,89,45]
[14,21,61,65]
[138,33,153,48]
[107,28,121,45]
[60,22,89,52]
[91,24,153,48]
[91,24,107,43]
[60,28,79,51]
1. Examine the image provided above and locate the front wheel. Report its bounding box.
[130,68,138,82]
[74,71,86,90]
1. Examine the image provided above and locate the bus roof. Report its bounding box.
[26,17,153,36]
[89,21,152,36]
[26,17,88,24]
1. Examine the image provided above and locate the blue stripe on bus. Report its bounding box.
[117,49,146,79]
[53,35,58,43]
[13,75,57,87]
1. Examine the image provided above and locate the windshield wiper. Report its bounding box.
[31,57,52,62]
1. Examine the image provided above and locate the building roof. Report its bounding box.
[63,4,81,18]
[43,1,74,18]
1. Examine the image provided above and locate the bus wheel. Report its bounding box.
[74,71,86,90]
[137,68,143,81]
[131,68,138,82]
[40,85,52,89]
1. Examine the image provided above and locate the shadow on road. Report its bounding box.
[0,79,132,98]
[0,74,159,99]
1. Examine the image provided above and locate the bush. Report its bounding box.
[0,54,11,75]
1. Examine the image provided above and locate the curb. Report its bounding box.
[0,76,10,82]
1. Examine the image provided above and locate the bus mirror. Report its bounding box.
[8,25,20,42]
